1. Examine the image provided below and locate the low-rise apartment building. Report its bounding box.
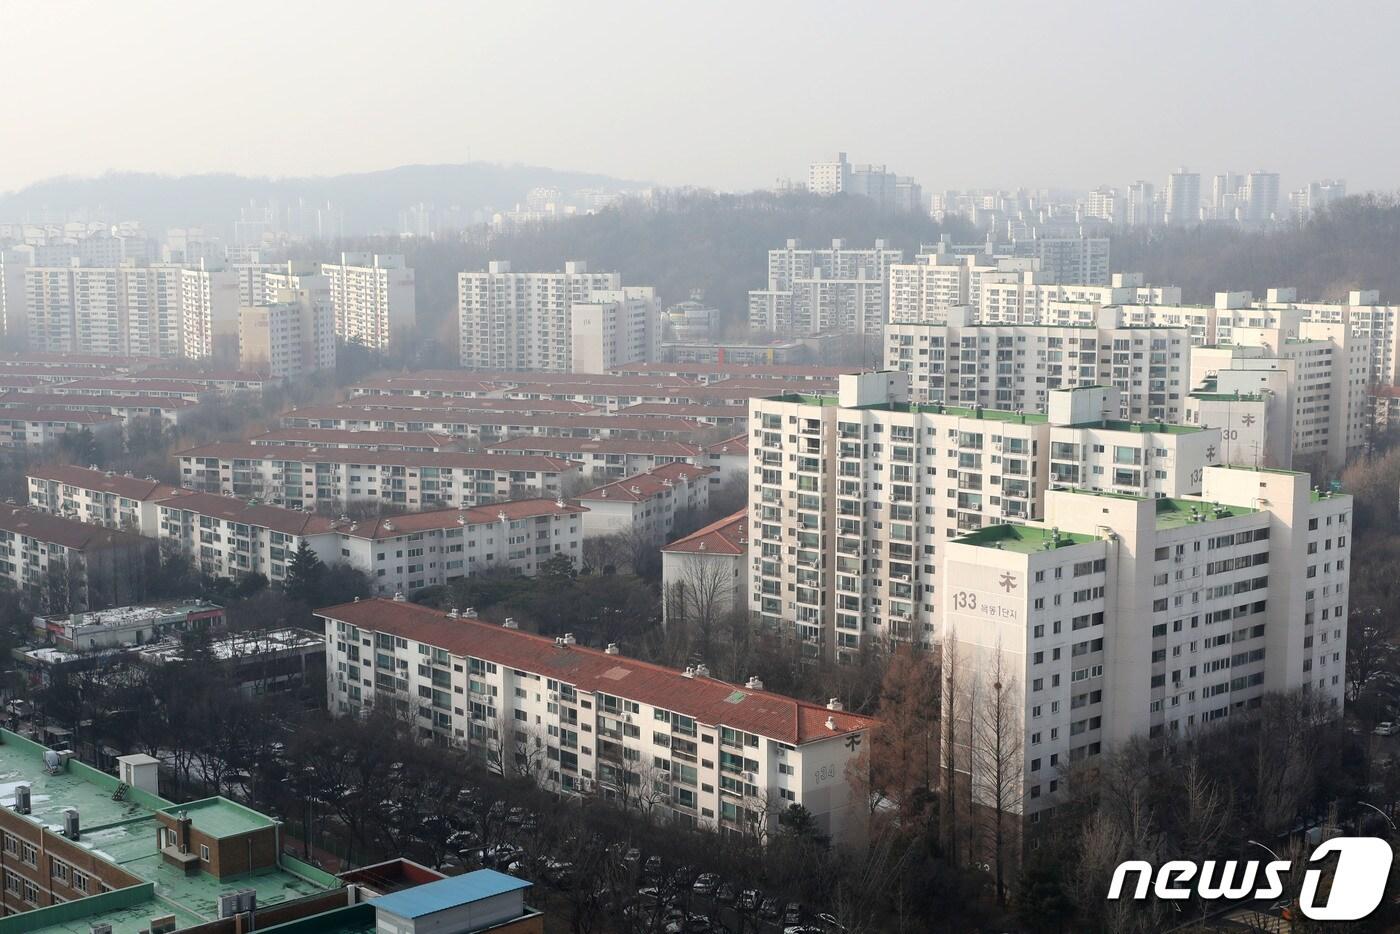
[0,506,159,612]
[27,465,184,534]
[319,597,876,844]
[943,466,1350,820]
[174,443,576,510]
[332,499,586,595]
[577,463,714,544]
[662,510,748,626]
[0,408,124,448]
[484,438,705,483]
[154,492,342,585]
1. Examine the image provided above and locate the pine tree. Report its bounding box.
[283,540,326,603]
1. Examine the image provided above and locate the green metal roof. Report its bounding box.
[954,523,1097,553]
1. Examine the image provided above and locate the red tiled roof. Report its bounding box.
[0,408,123,425]
[152,491,338,536]
[486,438,704,457]
[316,598,876,744]
[0,392,198,409]
[337,499,587,539]
[27,464,185,501]
[278,409,706,435]
[248,429,458,448]
[662,510,748,556]
[173,443,576,473]
[339,397,598,414]
[578,463,716,503]
[618,403,749,420]
[0,505,151,551]
[53,378,207,394]
[133,368,270,383]
[613,362,859,379]
[706,434,749,456]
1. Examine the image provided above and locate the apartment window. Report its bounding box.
[72,869,88,894]
[20,841,36,866]
[51,857,68,883]
[200,844,211,862]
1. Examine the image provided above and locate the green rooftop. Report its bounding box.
[955,523,1097,553]
[767,393,1049,423]
[1154,497,1256,529]
[0,730,335,934]
[1190,391,1265,402]
[160,797,275,838]
[1073,419,1202,434]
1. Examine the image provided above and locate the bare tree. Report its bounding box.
[940,630,963,865]
[971,644,1022,905]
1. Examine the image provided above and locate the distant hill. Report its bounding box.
[1112,194,1400,303]
[0,163,649,234]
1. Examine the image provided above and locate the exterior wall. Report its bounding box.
[883,315,1191,423]
[322,609,869,845]
[749,377,1217,660]
[940,467,1350,820]
[176,453,571,510]
[0,812,144,913]
[661,551,745,625]
[457,263,621,371]
[338,513,584,596]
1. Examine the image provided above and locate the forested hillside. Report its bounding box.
[307,191,969,351]
[1113,194,1400,303]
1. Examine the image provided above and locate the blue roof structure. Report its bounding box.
[370,869,530,919]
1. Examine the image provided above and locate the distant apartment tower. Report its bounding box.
[319,252,416,349]
[238,286,336,379]
[22,262,231,358]
[1125,181,1157,226]
[1240,171,1281,224]
[749,374,1222,658]
[808,152,852,196]
[1289,179,1347,221]
[457,261,656,372]
[883,307,1192,422]
[1083,187,1122,225]
[748,238,904,338]
[807,153,921,211]
[1164,168,1201,226]
[944,468,1350,819]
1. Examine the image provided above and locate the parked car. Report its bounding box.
[692,872,719,896]
[784,926,824,934]
[713,882,737,904]
[738,889,762,911]
[1375,722,1398,736]
[644,855,664,877]
[783,902,804,924]
[759,897,782,919]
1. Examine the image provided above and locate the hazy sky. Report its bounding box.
[4,0,1398,196]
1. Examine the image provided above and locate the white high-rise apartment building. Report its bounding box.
[1126,181,1157,227]
[1241,171,1281,224]
[1007,236,1110,286]
[318,252,416,349]
[458,261,656,372]
[1083,187,1121,225]
[1288,180,1346,221]
[22,262,230,358]
[884,307,1191,422]
[807,153,852,196]
[748,374,1220,660]
[569,287,661,373]
[1164,168,1201,226]
[748,239,903,338]
[944,467,1350,819]
[238,284,336,379]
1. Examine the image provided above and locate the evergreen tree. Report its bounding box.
[283,540,325,603]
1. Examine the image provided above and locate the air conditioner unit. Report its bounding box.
[743,771,757,783]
